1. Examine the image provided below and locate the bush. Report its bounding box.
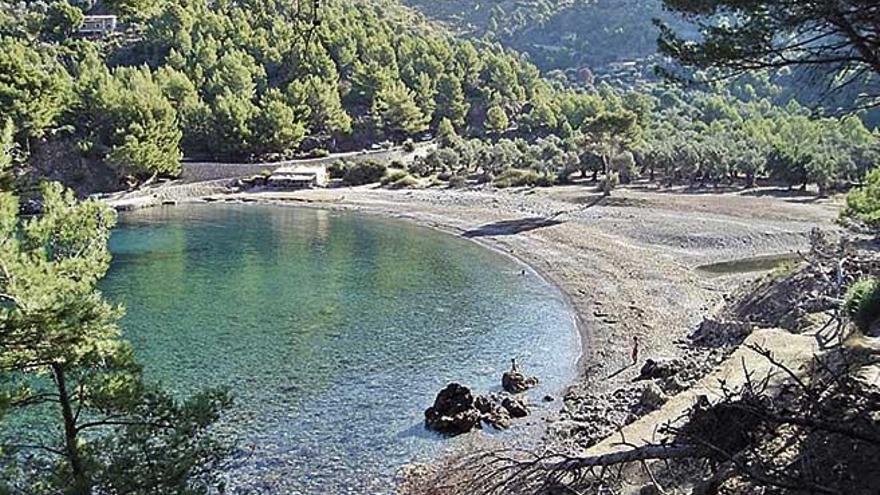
[448,175,467,188]
[310,148,330,158]
[389,173,419,189]
[381,169,410,186]
[476,172,494,184]
[842,168,880,228]
[493,169,554,188]
[343,160,387,186]
[327,160,349,179]
[402,139,416,152]
[845,278,880,331]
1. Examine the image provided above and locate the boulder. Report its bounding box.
[637,358,685,381]
[502,371,539,393]
[424,383,482,435]
[501,396,530,418]
[474,393,515,429]
[637,381,668,410]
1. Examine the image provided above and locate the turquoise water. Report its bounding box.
[102,204,579,494]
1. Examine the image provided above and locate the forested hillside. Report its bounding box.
[0,0,877,198]
[1,0,590,186]
[400,0,670,73]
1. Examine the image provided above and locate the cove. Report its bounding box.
[102,204,579,494]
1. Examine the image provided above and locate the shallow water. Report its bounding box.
[101,204,579,494]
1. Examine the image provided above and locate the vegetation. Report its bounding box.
[658,0,880,111]
[844,278,880,332]
[842,169,880,228]
[401,0,678,72]
[0,168,230,492]
[404,85,877,195]
[343,160,387,186]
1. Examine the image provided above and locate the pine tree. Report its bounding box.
[0,182,230,495]
[374,81,429,139]
[485,105,509,135]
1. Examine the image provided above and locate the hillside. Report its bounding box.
[400,0,674,73]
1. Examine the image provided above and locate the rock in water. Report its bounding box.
[502,371,539,393]
[424,383,482,435]
[474,394,515,430]
[501,396,530,418]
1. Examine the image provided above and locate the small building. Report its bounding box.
[79,15,117,36]
[267,165,328,189]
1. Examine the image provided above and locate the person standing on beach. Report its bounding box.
[631,336,639,365]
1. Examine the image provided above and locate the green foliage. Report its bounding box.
[0,37,71,142]
[374,81,430,138]
[493,168,553,188]
[343,160,387,186]
[485,105,509,134]
[437,117,459,148]
[0,183,229,493]
[845,279,880,332]
[658,0,880,113]
[41,1,84,42]
[402,0,677,72]
[382,171,418,189]
[380,169,410,186]
[843,169,880,228]
[0,120,14,191]
[327,160,349,179]
[73,59,181,179]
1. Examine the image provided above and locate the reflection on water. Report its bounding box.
[102,204,579,494]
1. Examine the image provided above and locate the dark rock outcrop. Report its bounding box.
[501,396,530,418]
[636,358,685,381]
[502,371,539,393]
[424,383,481,435]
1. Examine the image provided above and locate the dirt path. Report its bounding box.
[585,327,822,457]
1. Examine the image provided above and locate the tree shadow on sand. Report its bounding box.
[463,216,565,238]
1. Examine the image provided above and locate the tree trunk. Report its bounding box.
[543,444,700,471]
[52,364,90,495]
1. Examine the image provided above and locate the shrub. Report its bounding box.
[390,174,419,189]
[845,278,880,331]
[448,175,467,188]
[493,169,554,188]
[381,169,409,186]
[842,168,880,228]
[310,148,330,158]
[343,160,387,186]
[476,172,494,184]
[327,160,350,179]
[402,139,416,152]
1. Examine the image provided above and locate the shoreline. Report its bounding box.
[108,183,841,477]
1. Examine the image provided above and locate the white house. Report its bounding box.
[267,165,328,189]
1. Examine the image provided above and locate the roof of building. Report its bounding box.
[273,165,326,176]
[268,174,317,182]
